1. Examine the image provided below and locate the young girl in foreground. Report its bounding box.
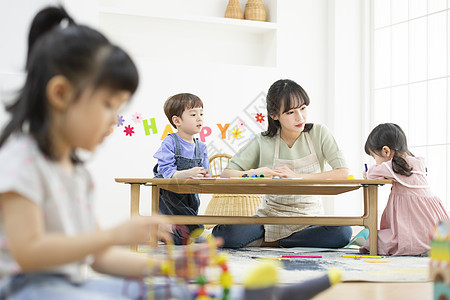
[360,123,448,256]
[0,7,207,299]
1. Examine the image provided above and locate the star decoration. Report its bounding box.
[231,128,242,139]
[117,115,125,127]
[132,112,142,124]
[124,125,135,136]
[255,113,265,123]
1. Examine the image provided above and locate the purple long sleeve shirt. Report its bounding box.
[153,133,210,178]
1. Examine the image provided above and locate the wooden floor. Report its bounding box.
[313,281,433,300]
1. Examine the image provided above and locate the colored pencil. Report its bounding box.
[251,256,291,261]
[281,255,322,258]
[342,255,385,259]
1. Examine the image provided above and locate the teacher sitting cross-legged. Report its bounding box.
[212,79,352,249]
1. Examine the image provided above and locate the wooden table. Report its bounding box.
[115,178,391,254]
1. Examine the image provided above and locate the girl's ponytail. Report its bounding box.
[0,6,138,163]
[0,7,75,152]
[392,150,413,176]
[27,6,75,69]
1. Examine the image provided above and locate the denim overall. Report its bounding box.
[153,133,204,244]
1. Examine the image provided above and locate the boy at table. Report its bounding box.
[153,93,210,244]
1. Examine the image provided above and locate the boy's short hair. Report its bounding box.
[164,93,203,128]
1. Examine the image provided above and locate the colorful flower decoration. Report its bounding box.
[124,125,135,136]
[255,113,265,123]
[237,120,245,130]
[117,115,125,127]
[231,128,242,139]
[132,112,142,124]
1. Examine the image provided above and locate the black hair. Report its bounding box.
[262,79,313,137]
[0,6,139,163]
[26,6,75,70]
[364,123,414,176]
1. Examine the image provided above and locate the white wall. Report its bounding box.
[0,0,59,125]
[0,0,366,229]
[326,0,366,214]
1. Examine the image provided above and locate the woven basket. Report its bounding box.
[203,194,262,229]
[224,0,243,19]
[244,0,266,22]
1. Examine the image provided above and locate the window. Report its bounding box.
[371,0,449,208]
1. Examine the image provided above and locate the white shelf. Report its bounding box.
[100,6,278,33]
[98,5,278,67]
[0,70,25,76]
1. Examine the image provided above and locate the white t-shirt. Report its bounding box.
[0,135,96,283]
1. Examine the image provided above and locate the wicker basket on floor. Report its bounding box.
[203,193,262,230]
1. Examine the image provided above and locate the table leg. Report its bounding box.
[363,185,378,256]
[148,185,160,247]
[130,184,141,216]
[151,185,159,215]
[130,184,140,251]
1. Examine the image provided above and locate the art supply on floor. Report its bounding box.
[281,255,322,258]
[342,255,385,259]
[150,246,429,283]
[251,256,291,261]
[364,259,391,263]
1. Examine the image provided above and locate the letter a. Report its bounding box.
[161,124,174,140]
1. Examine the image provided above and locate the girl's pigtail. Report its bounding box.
[392,151,413,176]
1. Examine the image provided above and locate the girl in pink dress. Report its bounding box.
[360,123,448,256]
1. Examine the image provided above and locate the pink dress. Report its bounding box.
[360,156,448,256]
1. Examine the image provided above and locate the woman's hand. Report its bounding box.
[250,167,282,178]
[273,166,300,178]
